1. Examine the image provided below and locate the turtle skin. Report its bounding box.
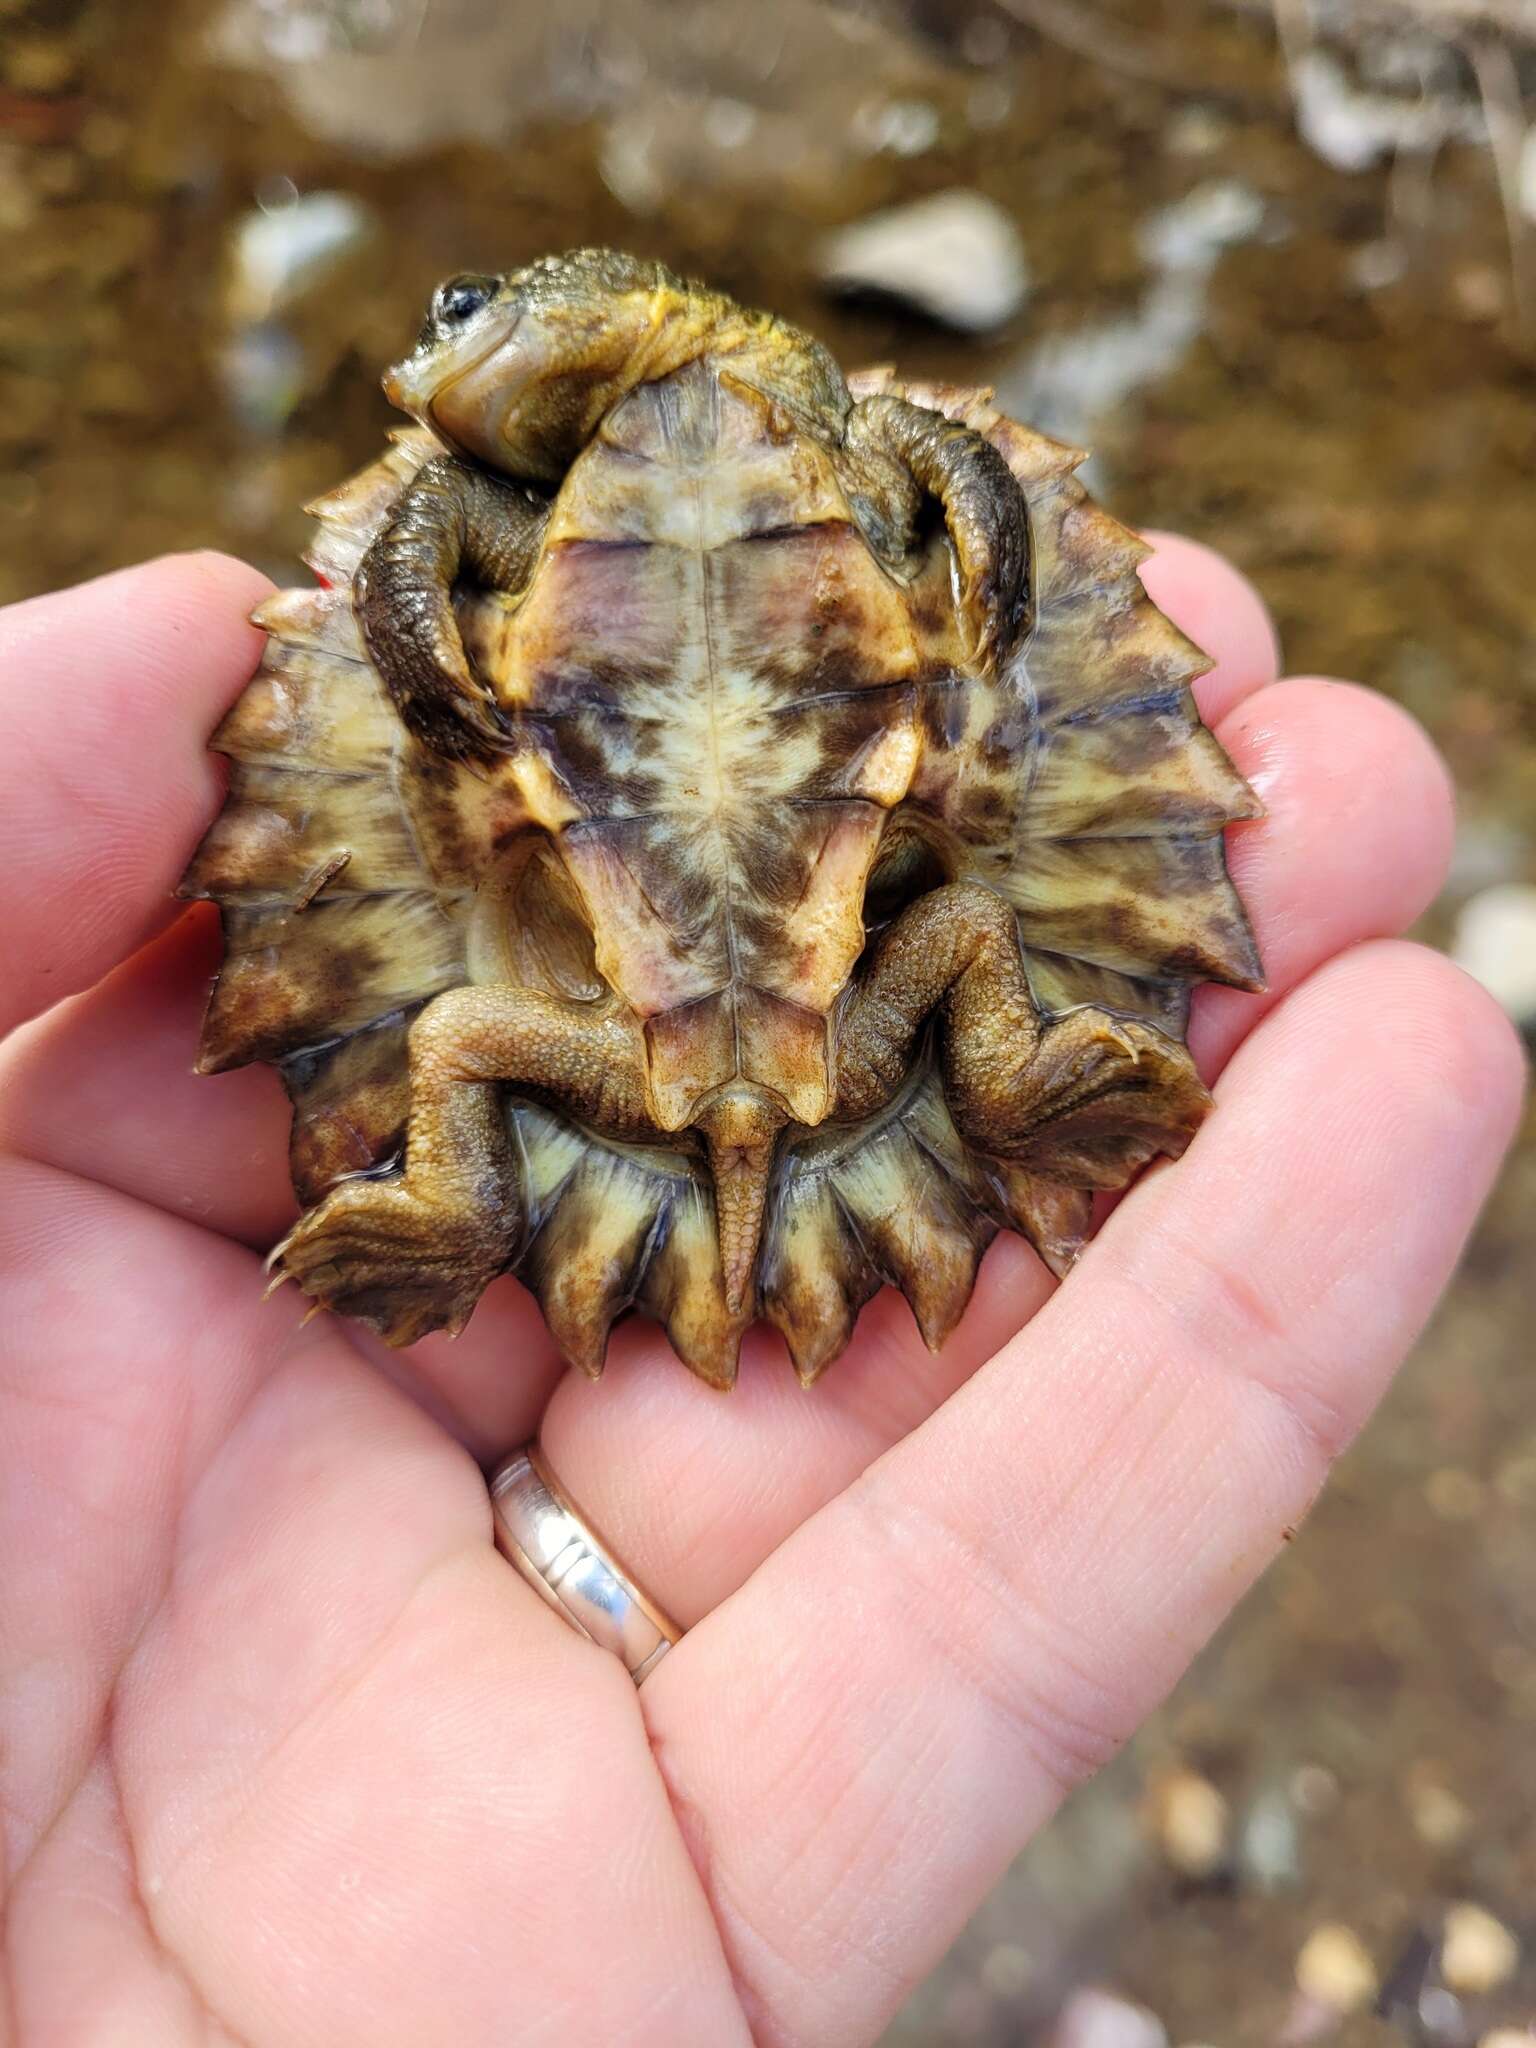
[182,252,1261,1387]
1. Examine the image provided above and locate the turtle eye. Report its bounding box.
[432,274,497,327]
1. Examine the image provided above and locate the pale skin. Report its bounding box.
[0,544,1523,2047]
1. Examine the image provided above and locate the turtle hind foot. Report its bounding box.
[978,1008,1213,1192]
[270,1176,511,1347]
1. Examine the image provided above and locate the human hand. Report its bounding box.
[0,545,1521,2046]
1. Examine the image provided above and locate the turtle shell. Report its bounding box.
[183,364,1259,1385]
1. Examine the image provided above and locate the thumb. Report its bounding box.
[0,552,272,1038]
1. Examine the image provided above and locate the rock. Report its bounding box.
[1447,821,1528,898]
[1417,1987,1467,2038]
[1239,1786,1303,1892]
[1288,47,1481,175]
[1289,1764,1339,1816]
[224,189,378,328]
[1294,1925,1379,2012]
[1006,179,1261,447]
[980,1942,1035,1997]
[1452,883,1536,1026]
[1441,1903,1520,1995]
[1143,1767,1231,1882]
[2,35,81,95]
[817,189,1028,332]
[1052,1988,1169,2048]
[1519,126,1536,224]
[1480,2031,1536,2048]
[1407,1779,1472,1852]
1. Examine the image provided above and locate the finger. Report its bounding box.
[1194,675,1454,1069]
[0,1164,747,2044]
[0,1156,321,1863]
[0,553,272,1039]
[0,906,297,1244]
[533,675,1455,1625]
[1140,531,1282,724]
[639,944,1525,2047]
[107,1321,747,2046]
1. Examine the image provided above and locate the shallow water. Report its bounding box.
[4,1,1534,2038]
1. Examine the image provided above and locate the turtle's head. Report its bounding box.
[383,249,746,482]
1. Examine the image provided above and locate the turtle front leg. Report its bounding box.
[835,882,1211,1240]
[840,395,1031,671]
[356,456,549,762]
[273,988,649,1346]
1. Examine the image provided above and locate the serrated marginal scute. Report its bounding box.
[208,644,400,777]
[198,892,466,1072]
[872,371,1263,1003]
[634,1181,749,1389]
[515,1132,678,1377]
[804,1105,992,1354]
[759,1172,882,1384]
[283,1013,415,1205]
[302,427,442,585]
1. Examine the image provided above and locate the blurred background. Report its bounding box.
[2,0,1534,2040]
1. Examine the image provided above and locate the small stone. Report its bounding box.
[1052,1988,1169,2048]
[1407,1779,1472,1851]
[702,97,756,151]
[1143,1767,1231,1882]
[223,189,377,327]
[1240,1786,1303,1892]
[1425,1467,1486,1522]
[2,34,79,94]
[1417,1986,1465,2036]
[966,79,1013,131]
[981,1941,1035,1997]
[1452,883,1536,1026]
[1349,240,1406,292]
[1165,102,1231,157]
[1290,1764,1340,1815]
[1295,1925,1379,2012]
[1454,264,1506,322]
[1497,1453,1536,1508]
[817,189,1029,332]
[1441,1903,1520,1996]
[1479,2031,1536,2048]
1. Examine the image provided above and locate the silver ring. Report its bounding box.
[489,1445,681,1684]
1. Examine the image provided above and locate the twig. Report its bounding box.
[993,0,1194,89]
[1466,32,1536,337]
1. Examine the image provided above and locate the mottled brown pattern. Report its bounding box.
[284,1017,415,1206]
[185,263,1259,1384]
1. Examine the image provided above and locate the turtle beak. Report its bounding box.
[381,348,437,421]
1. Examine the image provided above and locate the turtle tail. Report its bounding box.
[505,1063,1069,1390]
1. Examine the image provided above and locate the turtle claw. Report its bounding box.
[268,1176,509,1348]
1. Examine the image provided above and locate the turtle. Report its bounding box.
[181,248,1262,1389]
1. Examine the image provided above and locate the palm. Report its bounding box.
[0,551,1520,2048]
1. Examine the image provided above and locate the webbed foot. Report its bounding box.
[976,1006,1212,1188]
[271,1175,513,1346]
[835,881,1212,1209]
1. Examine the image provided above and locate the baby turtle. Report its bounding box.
[183,249,1261,1387]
